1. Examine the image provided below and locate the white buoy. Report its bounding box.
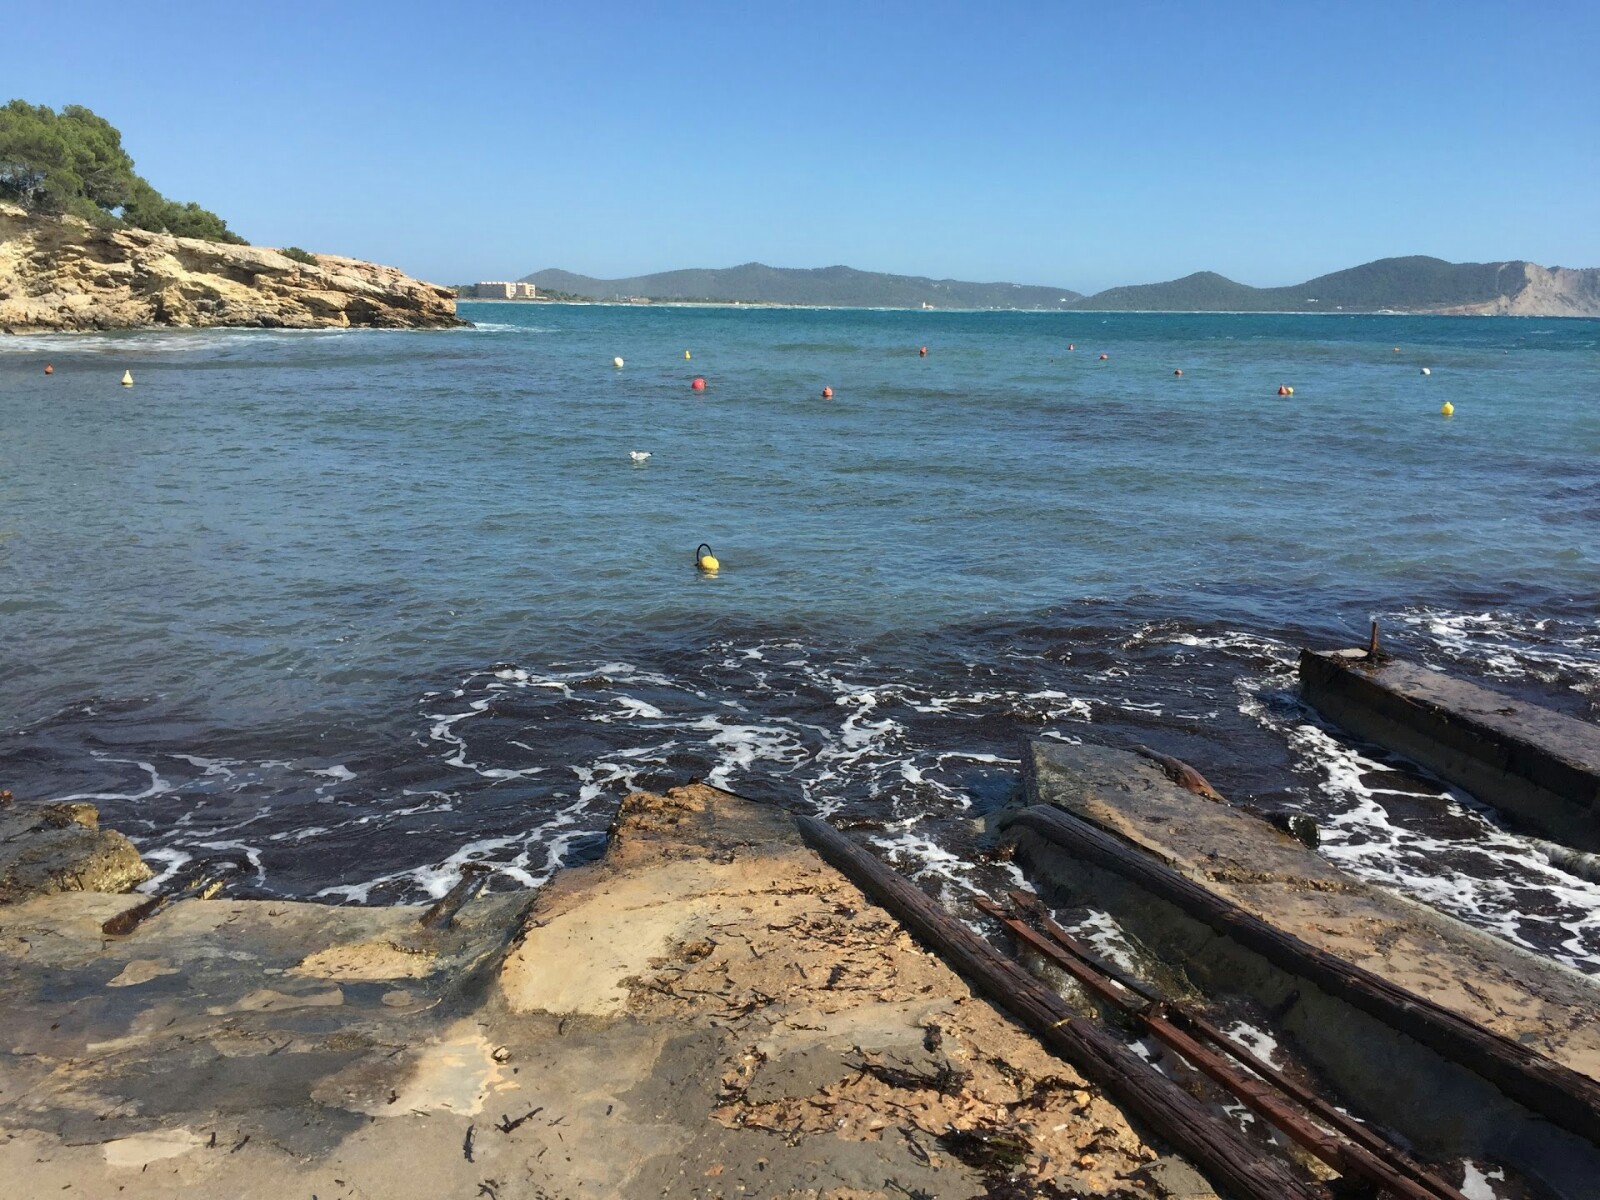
[1421,367,1431,376]
[613,356,624,369]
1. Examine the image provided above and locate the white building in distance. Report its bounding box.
[474,282,536,299]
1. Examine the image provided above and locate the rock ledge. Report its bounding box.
[0,203,465,332]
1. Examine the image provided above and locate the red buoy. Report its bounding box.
[919,346,927,357]
[44,364,53,375]
[1173,369,1183,376]
[821,386,834,399]
[691,377,706,391]
[1278,385,1289,396]
[1099,353,1108,361]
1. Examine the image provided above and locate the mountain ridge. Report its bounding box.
[523,263,1081,309]
[516,257,1600,316]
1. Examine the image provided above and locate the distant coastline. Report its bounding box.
[504,257,1600,317]
[458,298,1596,319]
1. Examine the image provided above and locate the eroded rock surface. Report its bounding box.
[0,784,1206,1200]
[0,204,464,332]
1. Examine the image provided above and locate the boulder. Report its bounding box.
[0,799,152,903]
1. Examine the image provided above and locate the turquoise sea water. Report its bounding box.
[2,305,1597,966]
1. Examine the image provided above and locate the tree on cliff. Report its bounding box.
[0,100,246,243]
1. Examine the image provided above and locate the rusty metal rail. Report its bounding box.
[975,891,1470,1200]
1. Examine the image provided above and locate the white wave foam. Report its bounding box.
[1240,671,1600,974]
[1389,606,1600,696]
[1459,1161,1507,1200]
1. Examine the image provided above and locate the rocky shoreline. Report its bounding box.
[0,785,1208,1200]
[0,205,465,332]
[7,730,1598,1196]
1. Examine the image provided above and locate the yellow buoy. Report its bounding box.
[695,543,719,572]
[613,356,624,369]
[1285,386,1294,395]
[684,350,691,359]
[1441,401,1454,416]
[120,370,134,387]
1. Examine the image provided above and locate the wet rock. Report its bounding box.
[0,801,151,903]
[0,784,1178,1200]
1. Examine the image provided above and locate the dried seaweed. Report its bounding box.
[935,1123,1031,1170]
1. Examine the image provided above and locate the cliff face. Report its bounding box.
[0,204,464,332]
[1431,263,1600,317]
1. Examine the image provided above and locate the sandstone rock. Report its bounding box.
[0,203,465,332]
[0,800,152,903]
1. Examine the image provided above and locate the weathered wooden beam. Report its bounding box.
[1002,803,1600,1149]
[976,894,1466,1200]
[1005,890,1468,1200]
[794,815,1325,1200]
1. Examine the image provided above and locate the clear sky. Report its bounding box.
[7,1,1597,292]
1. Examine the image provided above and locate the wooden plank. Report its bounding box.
[1005,890,1469,1200]
[794,815,1326,1200]
[976,894,1466,1200]
[1003,803,1600,1148]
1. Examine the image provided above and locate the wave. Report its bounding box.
[12,604,1598,976]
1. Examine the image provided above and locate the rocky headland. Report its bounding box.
[0,204,465,333]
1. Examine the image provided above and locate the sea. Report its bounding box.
[2,303,1597,974]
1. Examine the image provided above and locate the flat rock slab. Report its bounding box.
[1300,648,1600,850]
[0,784,1202,1200]
[1024,741,1600,1082]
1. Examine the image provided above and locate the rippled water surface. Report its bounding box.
[2,306,1597,968]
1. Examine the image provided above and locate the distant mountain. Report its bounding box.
[521,263,1081,309]
[1072,257,1600,316]
[511,256,1600,317]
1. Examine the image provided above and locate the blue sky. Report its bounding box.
[7,1,1597,292]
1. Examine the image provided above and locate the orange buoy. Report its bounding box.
[44,363,54,375]
[1098,353,1108,360]
[1173,369,1183,376]
[919,345,927,357]
[691,377,706,391]
[821,386,834,399]
[1278,386,1289,396]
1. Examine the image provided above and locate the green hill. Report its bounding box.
[516,256,1597,315]
[1073,256,1526,312]
[522,263,1081,309]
